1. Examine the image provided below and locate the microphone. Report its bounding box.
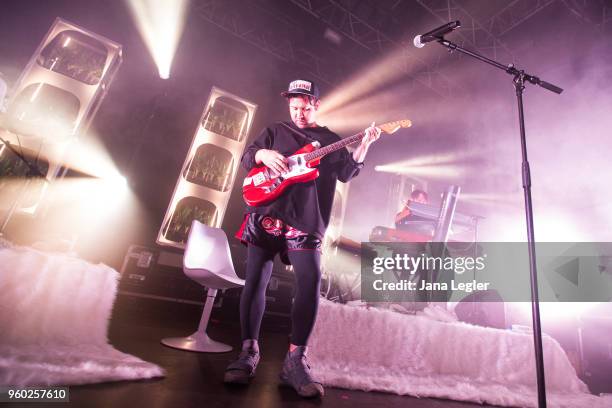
[413,21,461,48]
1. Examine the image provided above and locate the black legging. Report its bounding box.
[240,244,321,346]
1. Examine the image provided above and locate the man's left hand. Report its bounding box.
[362,122,382,146]
[352,121,382,163]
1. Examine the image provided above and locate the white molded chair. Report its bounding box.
[161,220,244,352]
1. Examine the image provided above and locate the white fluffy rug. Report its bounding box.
[308,299,611,408]
[0,244,164,386]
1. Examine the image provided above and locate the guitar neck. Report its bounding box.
[303,132,365,162]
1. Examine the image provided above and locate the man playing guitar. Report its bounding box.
[225,79,381,398]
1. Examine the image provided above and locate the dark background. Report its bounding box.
[1,0,611,396]
[1,0,611,267]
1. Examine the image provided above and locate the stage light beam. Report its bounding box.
[374,153,469,180]
[102,173,128,192]
[126,0,190,79]
[375,163,465,179]
[60,135,123,180]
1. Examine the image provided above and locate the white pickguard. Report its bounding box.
[269,153,316,180]
[243,143,320,188]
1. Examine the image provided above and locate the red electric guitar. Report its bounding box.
[242,119,412,206]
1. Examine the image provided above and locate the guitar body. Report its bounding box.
[242,142,321,206]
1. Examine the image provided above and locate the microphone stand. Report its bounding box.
[432,37,563,408]
[0,136,48,235]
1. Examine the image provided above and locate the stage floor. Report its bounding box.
[59,295,502,408]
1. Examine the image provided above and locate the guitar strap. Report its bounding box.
[278,121,316,144]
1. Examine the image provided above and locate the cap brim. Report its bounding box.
[281,91,315,98]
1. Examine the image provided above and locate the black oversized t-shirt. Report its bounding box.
[240,121,363,239]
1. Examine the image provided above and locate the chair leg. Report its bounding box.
[161,288,233,353]
[197,288,217,334]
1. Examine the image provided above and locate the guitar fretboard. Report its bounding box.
[303,131,365,162]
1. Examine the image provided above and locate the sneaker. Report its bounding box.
[224,339,260,384]
[279,346,324,398]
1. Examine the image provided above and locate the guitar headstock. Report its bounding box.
[379,119,412,135]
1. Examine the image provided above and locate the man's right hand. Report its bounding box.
[255,149,289,174]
